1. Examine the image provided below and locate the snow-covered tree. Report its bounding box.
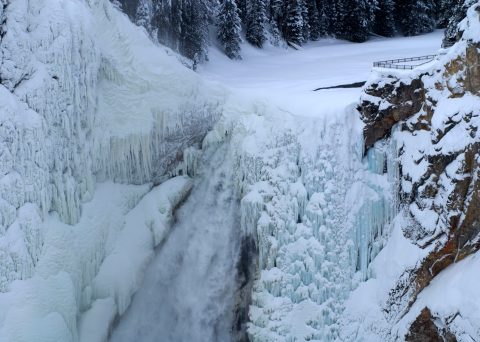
[268,0,285,45]
[435,0,456,28]
[284,0,305,44]
[397,0,436,36]
[307,0,321,40]
[374,0,395,37]
[443,0,476,46]
[342,0,370,42]
[330,0,346,37]
[246,0,268,47]
[181,0,211,67]
[299,0,310,41]
[316,0,329,36]
[115,0,458,61]
[136,0,153,32]
[217,0,242,58]
[235,0,248,21]
[153,0,172,46]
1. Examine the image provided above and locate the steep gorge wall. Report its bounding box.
[0,0,222,293]
[358,3,480,339]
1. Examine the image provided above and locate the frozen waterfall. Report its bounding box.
[110,142,245,342]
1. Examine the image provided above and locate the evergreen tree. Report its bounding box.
[153,0,172,45]
[396,0,436,36]
[136,0,153,33]
[119,0,462,64]
[332,0,346,37]
[316,0,329,36]
[217,0,242,58]
[284,0,305,44]
[435,0,455,28]
[373,0,395,37]
[246,0,268,47]
[342,0,370,42]
[235,0,248,21]
[269,0,285,45]
[323,0,335,34]
[300,0,310,41]
[181,0,211,67]
[307,0,321,40]
[443,0,475,46]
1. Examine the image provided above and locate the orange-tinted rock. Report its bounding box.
[405,307,457,342]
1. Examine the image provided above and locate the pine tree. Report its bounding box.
[246,0,268,47]
[373,0,395,37]
[235,0,248,21]
[181,0,211,67]
[331,0,346,37]
[316,0,329,36]
[136,0,154,33]
[153,0,172,46]
[443,0,476,46]
[217,0,242,58]
[170,0,183,51]
[269,0,284,45]
[323,0,335,35]
[307,0,321,40]
[284,0,305,44]
[299,0,310,41]
[342,0,370,42]
[435,0,455,28]
[396,0,436,36]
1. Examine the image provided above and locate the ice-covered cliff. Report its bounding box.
[0,0,224,340]
[341,3,480,341]
[1,0,478,341]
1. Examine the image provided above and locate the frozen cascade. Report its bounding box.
[0,0,222,293]
[110,141,244,342]
[229,108,401,341]
[0,0,407,339]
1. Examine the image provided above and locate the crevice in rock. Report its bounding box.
[232,235,258,342]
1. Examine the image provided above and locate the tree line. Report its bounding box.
[113,0,472,64]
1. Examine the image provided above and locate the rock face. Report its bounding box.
[405,307,457,342]
[359,3,480,339]
[361,78,426,150]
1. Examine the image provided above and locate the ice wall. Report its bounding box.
[0,0,223,293]
[205,99,400,341]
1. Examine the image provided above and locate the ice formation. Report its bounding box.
[0,0,222,340]
[224,109,398,341]
[1,0,478,341]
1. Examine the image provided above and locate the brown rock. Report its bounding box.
[361,78,426,149]
[405,307,457,342]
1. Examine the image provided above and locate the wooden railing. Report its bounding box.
[373,55,438,70]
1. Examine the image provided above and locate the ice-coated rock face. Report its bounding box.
[352,3,480,341]
[201,98,398,341]
[0,0,222,292]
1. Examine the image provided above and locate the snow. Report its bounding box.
[395,252,480,340]
[1,0,474,340]
[0,177,192,342]
[200,30,444,118]
[0,0,219,340]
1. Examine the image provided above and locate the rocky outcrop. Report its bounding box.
[405,307,457,342]
[359,3,480,339]
[360,78,426,150]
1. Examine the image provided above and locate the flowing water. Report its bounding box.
[110,144,243,342]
